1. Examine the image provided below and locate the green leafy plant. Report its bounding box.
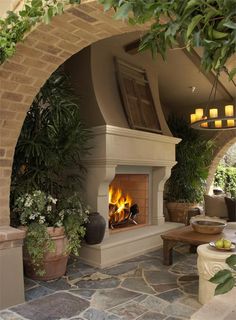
[14,190,89,275]
[0,0,80,63]
[100,0,236,76]
[166,115,214,203]
[214,165,236,197]
[11,68,91,203]
[210,255,236,295]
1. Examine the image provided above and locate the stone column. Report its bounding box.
[197,244,233,304]
[0,227,25,310]
[152,166,172,225]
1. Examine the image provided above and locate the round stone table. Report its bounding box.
[197,243,236,304]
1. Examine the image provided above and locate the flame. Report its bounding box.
[109,187,132,225]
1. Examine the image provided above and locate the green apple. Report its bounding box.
[215,239,224,249]
[223,239,232,249]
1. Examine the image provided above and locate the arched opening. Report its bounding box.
[0,3,150,308]
[206,131,236,194]
[1,1,235,310]
[0,1,147,227]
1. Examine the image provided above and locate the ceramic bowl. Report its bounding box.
[191,220,227,234]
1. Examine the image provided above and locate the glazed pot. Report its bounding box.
[22,226,69,281]
[85,212,106,245]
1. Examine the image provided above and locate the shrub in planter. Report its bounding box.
[14,190,89,280]
[166,115,214,223]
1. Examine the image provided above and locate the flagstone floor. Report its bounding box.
[0,245,201,320]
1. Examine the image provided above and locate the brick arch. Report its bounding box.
[0,1,145,226]
[206,130,236,193]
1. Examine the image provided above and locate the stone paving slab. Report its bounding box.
[1,246,202,320]
[82,308,120,320]
[91,288,141,310]
[11,292,90,320]
[144,270,178,285]
[109,301,148,319]
[157,288,185,303]
[102,262,139,276]
[121,277,156,294]
[136,311,166,320]
[139,295,170,313]
[163,301,196,319]
[25,285,54,301]
[0,311,26,320]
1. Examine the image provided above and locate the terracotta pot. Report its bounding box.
[23,226,69,281]
[166,202,197,224]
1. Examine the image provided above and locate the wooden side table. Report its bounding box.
[161,225,236,266]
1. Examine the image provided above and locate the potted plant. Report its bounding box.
[165,115,214,223]
[14,190,89,280]
[9,69,91,279]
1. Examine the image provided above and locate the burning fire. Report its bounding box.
[109,187,132,225]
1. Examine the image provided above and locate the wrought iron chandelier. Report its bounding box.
[190,72,236,131]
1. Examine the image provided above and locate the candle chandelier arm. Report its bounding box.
[190,72,236,131]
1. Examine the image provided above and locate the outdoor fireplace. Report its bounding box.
[109,174,148,229]
[79,125,181,268]
[66,44,181,268]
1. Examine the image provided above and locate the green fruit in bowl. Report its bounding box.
[215,239,224,249]
[223,239,232,249]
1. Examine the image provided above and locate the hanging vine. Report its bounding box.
[0,0,80,64]
[0,0,236,77]
[99,0,236,77]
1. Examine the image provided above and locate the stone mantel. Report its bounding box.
[83,125,180,167]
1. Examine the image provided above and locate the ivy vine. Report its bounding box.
[0,0,236,78]
[0,0,80,64]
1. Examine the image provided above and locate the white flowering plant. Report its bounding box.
[15,190,58,226]
[14,190,89,275]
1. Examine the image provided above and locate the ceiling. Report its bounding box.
[156,48,235,115]
[120,31,236,117]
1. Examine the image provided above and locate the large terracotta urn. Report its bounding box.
[166,202,197,224]
[23,227,69,281]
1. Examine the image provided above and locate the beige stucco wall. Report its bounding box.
[0,0,23,17]
[65,47,106,127]
[65,32,171,136]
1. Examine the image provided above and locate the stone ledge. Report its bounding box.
[191,288,236,320]
[0,226,25,242]
[79,222,184,268]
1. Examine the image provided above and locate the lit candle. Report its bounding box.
[190,114,196,123]
[215,120,222,128]
[227,119,235,127]
[209,108,218,118]
[195,108,203,120]
[225,105,234,117]
[201,122,208,128]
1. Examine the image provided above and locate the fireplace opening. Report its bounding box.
[108,174,149,230]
